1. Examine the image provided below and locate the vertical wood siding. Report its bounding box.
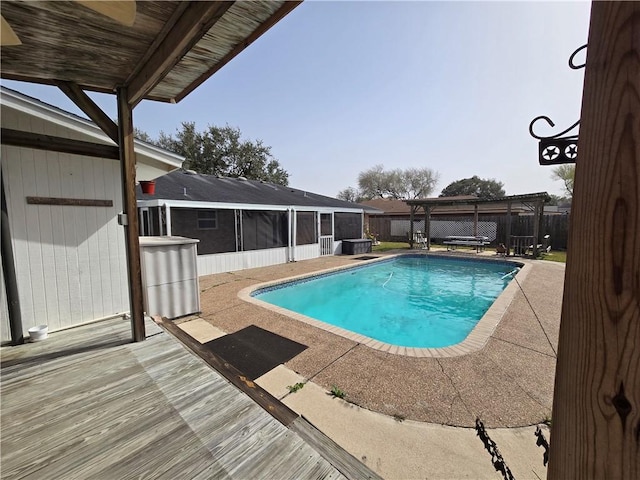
[1,108,129,334]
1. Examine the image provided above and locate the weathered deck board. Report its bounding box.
[158,316,383,480]
[0,318,347,479]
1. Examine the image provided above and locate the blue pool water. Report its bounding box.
[254,255,521,348]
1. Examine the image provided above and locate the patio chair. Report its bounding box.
[414,231,428,249]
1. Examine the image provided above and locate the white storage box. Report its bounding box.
[139,236,200,319]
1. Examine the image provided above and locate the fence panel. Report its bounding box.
[389,218,497,241]
[371,214,569,249]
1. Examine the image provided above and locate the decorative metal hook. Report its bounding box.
[530,45,584,165]
[529,116,580,140]
[568,44,587,70]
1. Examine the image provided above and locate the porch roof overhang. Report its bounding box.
[0,0,300,105]
[137,198,368,215]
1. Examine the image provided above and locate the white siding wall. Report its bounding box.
[1,108,129,335]
[197,247,290,276]
[294,243,320,262]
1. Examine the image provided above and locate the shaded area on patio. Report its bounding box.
[194,253,564,428]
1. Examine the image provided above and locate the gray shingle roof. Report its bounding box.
[137,170,380,212]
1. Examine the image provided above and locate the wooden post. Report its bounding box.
[505,202,512,256]
[473,204,478,237]
[424,206,431,251]
[548,2,639,479]
[117,87,145,342]
[1,172,23,345]
[538,199,545,252]
[409,206,415,248]
[532,202,540,257]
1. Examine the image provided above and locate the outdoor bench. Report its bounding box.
[443,236,490,253]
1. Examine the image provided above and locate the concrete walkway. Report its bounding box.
[178,252,564,478]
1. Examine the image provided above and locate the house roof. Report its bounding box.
[0,86,184,173]
[0,1,300,105]
[138,170,382,212]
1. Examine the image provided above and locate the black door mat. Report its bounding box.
[202,325,307,380]
[353,255,379,260]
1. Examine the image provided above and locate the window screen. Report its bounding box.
[171,208,237,255]
[241,210,288,251]
[334,212,362,240]
[296,211,317,245]
[320,213,332,236]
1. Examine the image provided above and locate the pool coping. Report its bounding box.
[238,253,530,358]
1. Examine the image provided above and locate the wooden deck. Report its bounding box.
[0,318,362,479]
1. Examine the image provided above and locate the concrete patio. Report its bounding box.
[176,251,564,478]
[189,252,563,427]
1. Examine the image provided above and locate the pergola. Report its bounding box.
[404,192,549,255]
[0,2,638,478]
[0,0,300,343]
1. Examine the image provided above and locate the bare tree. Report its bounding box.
[353,165,440,200]
[336,187,361,202]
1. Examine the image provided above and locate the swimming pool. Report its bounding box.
[248,254,524,352]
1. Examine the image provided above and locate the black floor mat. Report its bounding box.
[202,325,307,380]
[353,255,379,260]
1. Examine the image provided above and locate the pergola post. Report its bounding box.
[424,206,431,251]
[409,206,415,248]
[505,201,512,256]
[538,198,545,251]
[548,2,639,478]
[473,204,478,237]
[117,87,145,342]
[532,202,540,257]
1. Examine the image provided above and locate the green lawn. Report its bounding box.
[542,250,567,263]
[371,242,568,263]
[372,241,410,252]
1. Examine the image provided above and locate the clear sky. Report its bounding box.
[3,1,591,198]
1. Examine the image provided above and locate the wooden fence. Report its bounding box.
[369,214,570,250]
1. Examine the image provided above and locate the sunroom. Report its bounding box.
[137,170,379,275]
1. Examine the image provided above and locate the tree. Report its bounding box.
[551,164,574,198]
[352,164,440,200]
[155,122,289,185]
[336,187,361,203]
[133,127,153,143]
[397,167,440,199]
[546,194,572,207]
[439,176,505,199]
[357,164,389,199]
